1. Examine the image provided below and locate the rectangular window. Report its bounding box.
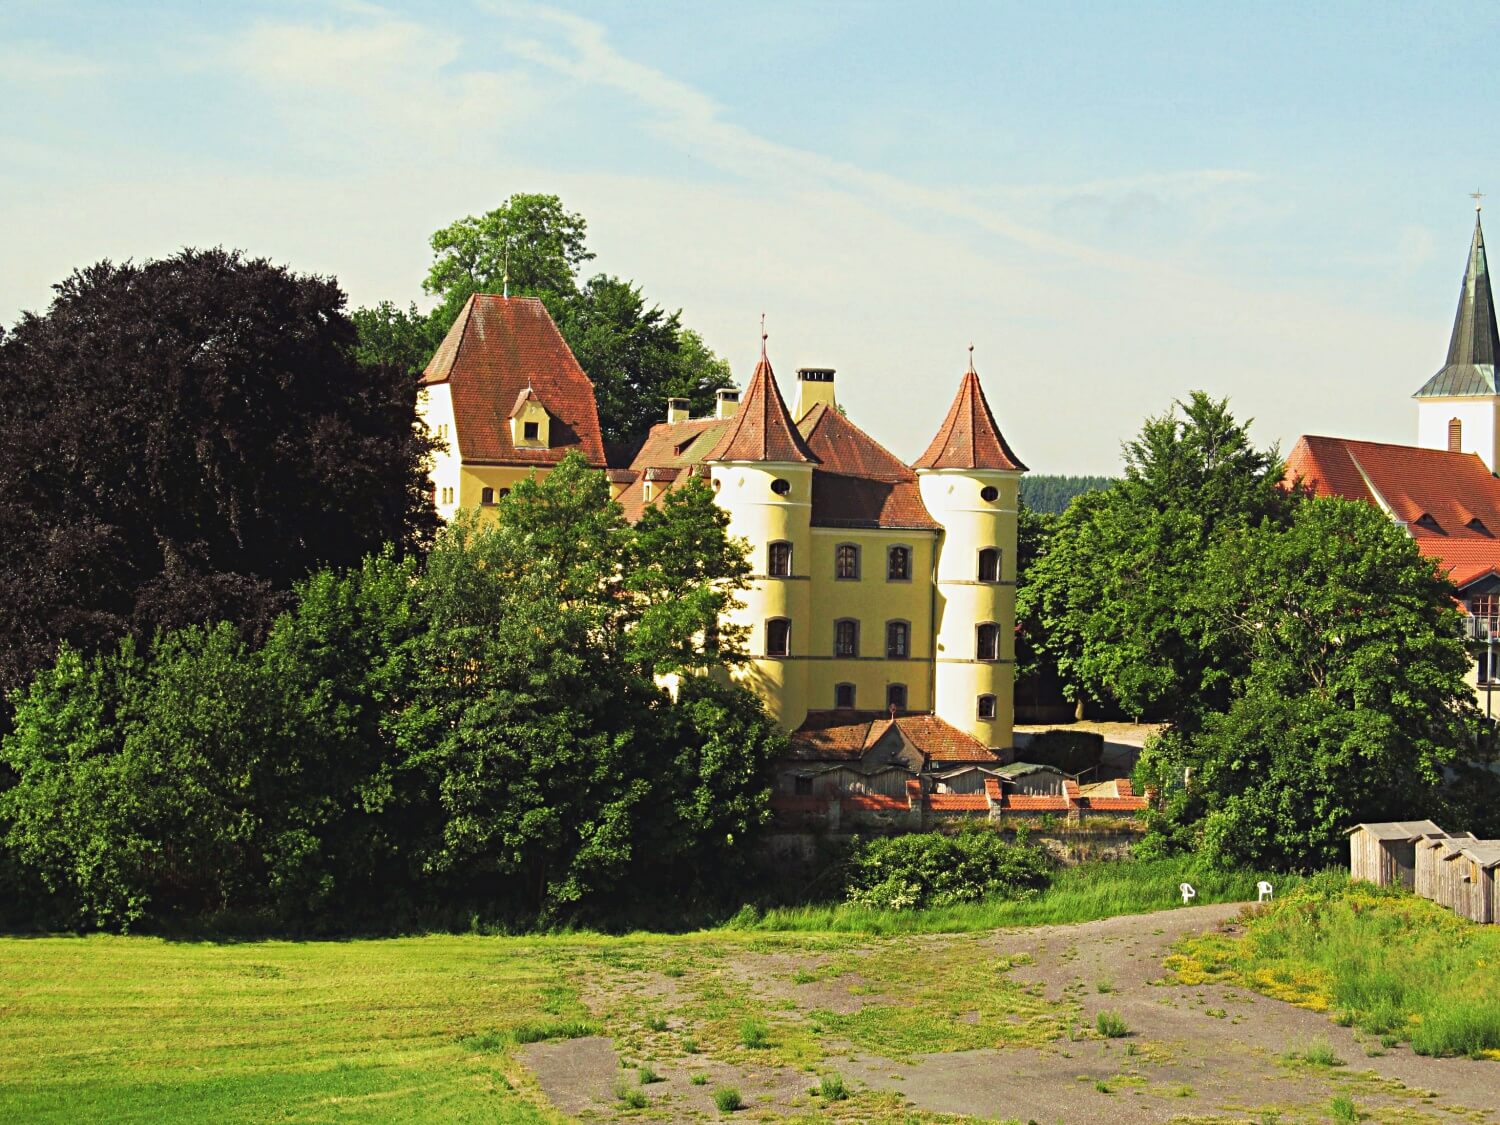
[834,683,855,709]
[977,694,997,720]
[481,487,495,505]
[766,618,791,657]
[836,544,860,580]
[886,683,907,711]
[768,541,792,577]
[1480,651,1500,684]
[978,548,1000,583]
[976,623,999,661]
[523,421,540,441]
[886,621,909,659]
[887,546,910,581]
[834,619,859,658]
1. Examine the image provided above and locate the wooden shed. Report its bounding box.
[1346,821,1445,888]
[1441,843,1500,924]
[1415,834,1477,901]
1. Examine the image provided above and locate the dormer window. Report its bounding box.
[510,388,550,448]
[523,421,539,441]
[1413,513,1442,533]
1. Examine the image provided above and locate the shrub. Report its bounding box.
[713,1086,743,1111]
[1095,1010,1129,1038]
[843,824,1051,912]
[1329,1094,1358,1122]
[690,1073,709,1086]
[637,1065,662,1084]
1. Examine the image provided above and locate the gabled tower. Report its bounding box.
[706,339,820,728]
[914,358,1027,749]
[1415,205,1500,472]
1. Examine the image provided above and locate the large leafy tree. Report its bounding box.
[1020,393,1290,727]
[357,193,733,448]
[1139,498,1477,867]
[0,249,436,705]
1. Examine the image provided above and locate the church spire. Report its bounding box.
[1414,207,1500,398]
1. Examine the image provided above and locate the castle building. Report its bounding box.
[417,294,1029,771]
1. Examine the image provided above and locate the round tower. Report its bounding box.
[913,361,1027,750]
[704,341,820,731]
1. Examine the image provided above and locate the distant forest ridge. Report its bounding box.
[1020,474,1115,514]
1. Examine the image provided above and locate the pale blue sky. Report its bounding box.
[3,1,1498,473]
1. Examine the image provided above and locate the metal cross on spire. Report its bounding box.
[1473,189,1485,212]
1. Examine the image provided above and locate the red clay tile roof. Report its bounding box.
[925,794,989,811]
[913,368,1027,472]
[797,404,940,530]
[422,295,605,467]
[704,353,818,464]
[1285,435,1500,591]
[787,711,1001,762]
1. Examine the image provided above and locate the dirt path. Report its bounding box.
[520,903,1500,1123]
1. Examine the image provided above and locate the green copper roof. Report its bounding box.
[1414,212,1500,398]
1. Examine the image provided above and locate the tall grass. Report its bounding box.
[1174,874,1500,1058]
[743,858,1293,934]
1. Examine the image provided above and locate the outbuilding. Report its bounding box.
[1443,842,1500,924]
[1415,834,1477,901]
[1346,821,1446,889]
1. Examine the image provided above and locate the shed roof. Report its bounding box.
[1346,820,1445,841]
[1456,842,1500,868]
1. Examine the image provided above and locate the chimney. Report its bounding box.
[666,397,690,424]
[715,388,740,420]
[794,367,836,417]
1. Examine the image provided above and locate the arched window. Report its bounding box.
[835,543,860,580]
[976,622,999,661]
[481,486,495,505]
[766,618,791,657]
[1450,417,1464,453]
[768,540,792,577]
[834,618,860,658]
[977,694,997,720]
[886,620,910,659]
[834,683,856,709]
[977,548,1001,583]
[887,545,911,581]
[886,683,908,711]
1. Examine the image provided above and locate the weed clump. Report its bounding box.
[1095,1010,1129,1038]
[818,1073,848,1101]
[739,1017,770,1049]
[615,1079,648,1109]
[713,1085,743,1111]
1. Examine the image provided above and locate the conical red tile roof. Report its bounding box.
[913,368,1026,472]
[705,351,818,464]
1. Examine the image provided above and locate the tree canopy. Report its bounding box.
[0,248,435,707]
[354,193,734,450]
[1,454,780,931]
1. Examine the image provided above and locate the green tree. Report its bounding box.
[360,193,733,450]
[1021,393,1290,727]
[1138,498,1477,868]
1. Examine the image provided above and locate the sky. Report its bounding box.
[3,1,1499,474]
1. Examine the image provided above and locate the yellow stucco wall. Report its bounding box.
[919,467,1021,749]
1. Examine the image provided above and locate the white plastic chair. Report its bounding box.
[1257,880,1273,903]
[1179,882,1196,905]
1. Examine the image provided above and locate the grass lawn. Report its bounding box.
[749,857,1295,933]
[0,857,1288,1123]
[1168,875,1500,1059]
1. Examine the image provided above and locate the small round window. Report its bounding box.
[980,485,999,502]
[771,478,791,495]
[711,478,722,492]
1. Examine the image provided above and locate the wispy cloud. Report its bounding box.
[0,41,104,87]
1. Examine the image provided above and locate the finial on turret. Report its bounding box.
[1473,189,1485,213]
[967,342,976,374]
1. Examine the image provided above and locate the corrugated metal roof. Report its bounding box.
[1346,820,1445,840]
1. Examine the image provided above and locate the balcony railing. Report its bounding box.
[1463,617,1500,641]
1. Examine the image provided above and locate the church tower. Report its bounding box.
[705,340,820,729]
[1414,204,1500,472]
[914,358,1027,749]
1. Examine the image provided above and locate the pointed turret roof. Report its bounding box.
[1414,210,1500,398]
[913,363,1027,472]
[704,348,818,464]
